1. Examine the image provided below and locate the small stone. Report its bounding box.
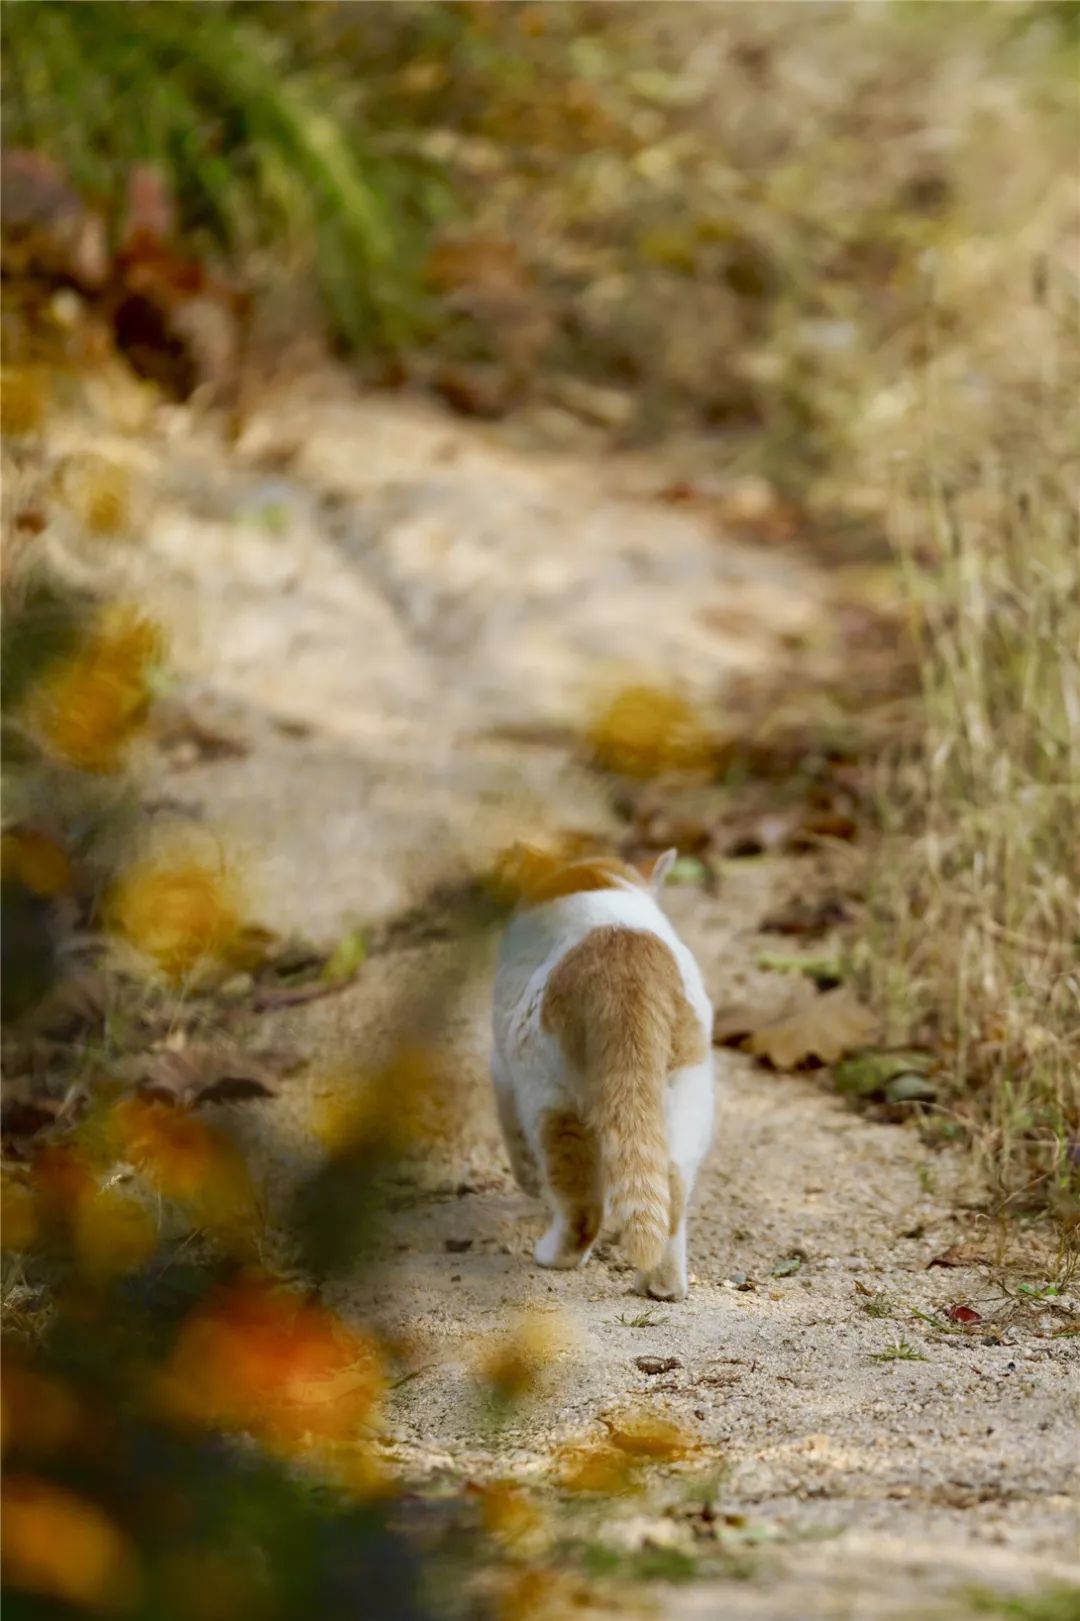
[444,1237,473,1253]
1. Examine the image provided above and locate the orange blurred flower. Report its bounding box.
[158,1276,385,1451]
[1,828,73,898]
[589,685,715,777]
[103,853,242,981]
[112,1097,258,1240]
[0,1365,88,1460]
[1,1476,140,1611]
[23,606,161,773]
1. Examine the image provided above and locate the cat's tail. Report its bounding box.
[543,926,703,1273]
[588,1040,670,1272]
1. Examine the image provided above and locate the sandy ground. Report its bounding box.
[63,372,1079,1619]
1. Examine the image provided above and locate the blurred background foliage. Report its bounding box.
[2,2,1078,1616]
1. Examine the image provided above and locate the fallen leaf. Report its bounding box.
[604,1410,694,1461]
[927,1246,992,1270]
[760,896,852,936]
[667,855,710,886]
[321,928,367,986]
[724,811,798,858]
[125,1043,296,1105]
[884,1073,938,1105]
[634,1356,680,1375]
[786,809,859,849]
[251,978,359,1013]
[152,702,248,766]
[711,1003,764,1047]
[432,363,519,419]
[0,1099,59,1140]
[29,970,112,1040]
[833,1048,936,1099]
[946,1304,982,1324]
[755,950,845,986]
[746,987,877,1070]
[195,1077,276,1106]
[655,480,702,505]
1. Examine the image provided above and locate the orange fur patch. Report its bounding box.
[499,846,647,909]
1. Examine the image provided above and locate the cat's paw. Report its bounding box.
[634,1267,688,1303]
[534,1226,586,1269]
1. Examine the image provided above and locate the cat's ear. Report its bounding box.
[648,848,678,895]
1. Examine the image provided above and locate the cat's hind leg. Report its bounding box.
[492,1053,541,1197]
[534,1109,602,1269]
[635,1164,690,1301]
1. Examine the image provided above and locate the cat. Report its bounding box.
[491,848,714,1301]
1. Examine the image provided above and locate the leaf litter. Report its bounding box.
[714,986,877,1070]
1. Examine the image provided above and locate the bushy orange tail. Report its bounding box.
[588,1048,669,1271]
[542,926,703,1273]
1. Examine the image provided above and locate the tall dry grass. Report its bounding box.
[859,171,1079,1217]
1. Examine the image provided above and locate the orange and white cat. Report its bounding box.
[491,849,714,1301]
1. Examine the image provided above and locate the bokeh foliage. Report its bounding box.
[1,0,451,350]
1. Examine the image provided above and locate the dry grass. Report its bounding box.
[855,144,1079,1218]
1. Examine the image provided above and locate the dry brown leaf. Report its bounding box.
[125,1043,297,1106]
[712,1004,764,1048]
[746,987,877,1069]
[926,1245,993,1270]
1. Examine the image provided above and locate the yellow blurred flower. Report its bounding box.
[158,1276,385,1452]
[0,1177,39,1253]
[478,1313,569,1405]
[72,1185,157,1278]
[491,1566,586,1621]
[0,366,50,438]
[605,1407,694,1461]
[103,853,242,981]
[1,1476,140,1611]
[476,1481,548,1554]
[23,606,161,773]
[1,828,73,898]
[112,1097,258,1240]
[24,1143,157,1278]
[313,1044,456,1158]
[56,454,133,539]
[555,1440,639,1495]
[589,685,715,777]
[29,1144,96,1229]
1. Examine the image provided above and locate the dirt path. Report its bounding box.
[69,373,1079,1618]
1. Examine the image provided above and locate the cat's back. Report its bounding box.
[494,857,707,1053]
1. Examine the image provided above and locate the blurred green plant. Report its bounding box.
[1,0,451,350]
